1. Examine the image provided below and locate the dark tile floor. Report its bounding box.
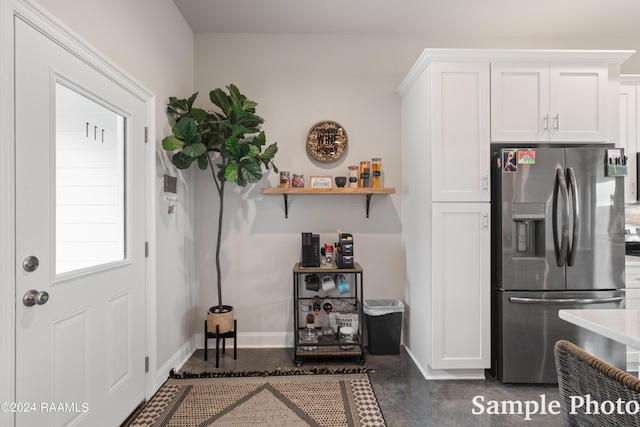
[179,347,563,426]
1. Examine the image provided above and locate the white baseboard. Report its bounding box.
[195,331,294,349]
[424,366,486,380]
[155,336,197,388]
[403,345,486,380]
[158,332,295,384]
[403,345,430,380]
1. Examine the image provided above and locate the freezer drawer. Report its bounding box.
[496,290,625,383]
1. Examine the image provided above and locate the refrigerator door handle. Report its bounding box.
[566,167,579,267]
[552,167,569,267]
[509,296,623,305]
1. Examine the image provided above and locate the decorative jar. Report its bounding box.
[371,158,382,188]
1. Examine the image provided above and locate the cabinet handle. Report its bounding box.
[483,214,489,229]
[483,175,489,192]
[543,114,549,131]
[553,114,559,131]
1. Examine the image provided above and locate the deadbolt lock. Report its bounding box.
[23,256,39,272]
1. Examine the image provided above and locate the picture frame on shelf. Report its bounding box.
[310,176,332,188]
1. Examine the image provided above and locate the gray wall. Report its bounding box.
[193,34,404,343]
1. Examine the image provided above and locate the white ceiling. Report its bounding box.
[173,0,640,38]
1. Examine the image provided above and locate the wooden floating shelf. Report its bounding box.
[262,187,395,195]
[261,187,395,218]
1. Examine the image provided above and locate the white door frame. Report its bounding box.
[0,1,157,424]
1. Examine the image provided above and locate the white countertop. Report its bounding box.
[559,309,640,349]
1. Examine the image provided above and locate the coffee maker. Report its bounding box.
[336,232,354,269]
[301,232,320,267]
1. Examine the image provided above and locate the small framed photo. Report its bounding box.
[503,150,517,173]
[310,176,332,188]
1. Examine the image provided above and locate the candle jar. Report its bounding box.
[371,158,382,188]
[348,166,359,188]
[359,161,371,188]
[279,171,290,188]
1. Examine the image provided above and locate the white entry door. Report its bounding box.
[14,18,147,427]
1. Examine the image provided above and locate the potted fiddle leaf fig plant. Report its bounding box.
[162,85,278,333]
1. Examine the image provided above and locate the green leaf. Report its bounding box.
[236,173,247,187]
[227,84,244,105]
[260,143,278,162]
[210,89,232,115]
[162,136,184,151]
[197,154,209,170]
[233,142,251,161]
[217,168,227,182]
[242,99,258,111]
[229,104,243,123]
[182,142,207,158]
[224,137,238,153]
[186,92,198,109]
[191,108,206,123]
[176,117,201,145]
[236,116,260,127]
[230,124,252,138]
[220,144,233,159]
[224,163,238,182]
[251,131,266,147]
[239,159,263,183]
[171,152,193,169]
[248,145,260,157]
[171,123,183,139]
[168,98,188,112]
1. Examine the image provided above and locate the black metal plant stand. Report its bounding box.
[204,319,237,368]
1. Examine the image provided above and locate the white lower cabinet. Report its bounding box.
[430,203,491,369]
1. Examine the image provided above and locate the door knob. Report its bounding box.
[23,290,49,307]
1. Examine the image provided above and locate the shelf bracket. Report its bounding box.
[283,194,289,218]
[366,194,372,218]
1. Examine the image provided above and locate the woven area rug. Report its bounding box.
[128,370,386,427]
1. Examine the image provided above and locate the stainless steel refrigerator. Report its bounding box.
[491,145,626,384]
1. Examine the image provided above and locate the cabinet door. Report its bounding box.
[620,85,637,202]
[430,203,490,369]
[549,64,608,142]
[431,62,490,202]
[491,63,550,141]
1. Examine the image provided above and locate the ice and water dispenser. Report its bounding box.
[512,202,545,257]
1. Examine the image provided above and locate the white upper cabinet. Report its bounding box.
[491,63,608,142]
[619,84,637,202]
[431,62,491,202]
[490,63,550,141]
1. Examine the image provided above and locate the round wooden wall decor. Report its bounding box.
[306,121,348,162]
